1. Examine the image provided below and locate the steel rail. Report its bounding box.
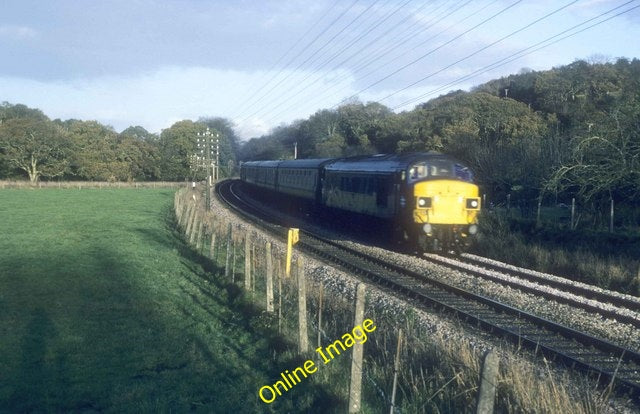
[421,254,640,329]
[458,254,640,313]
[215,180,640,399]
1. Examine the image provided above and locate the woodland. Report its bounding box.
[1,58,639,225]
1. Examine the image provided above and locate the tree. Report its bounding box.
[158,120,199,181]
[199,117,240,177]
[0,102,48,124]
[0,118,71,182]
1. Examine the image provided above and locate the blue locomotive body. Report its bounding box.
[240,153,480,252]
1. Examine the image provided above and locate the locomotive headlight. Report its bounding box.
[466,198,479,209]
[423,223,432,234]
[417,197,432,208]
[468,224,478,235]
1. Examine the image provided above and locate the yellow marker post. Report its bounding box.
[286,228,299,277]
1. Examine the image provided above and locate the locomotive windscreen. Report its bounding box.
[408,160,474,183]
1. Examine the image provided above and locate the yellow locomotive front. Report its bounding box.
[405,158,480,252]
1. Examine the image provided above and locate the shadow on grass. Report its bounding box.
[0,211,341,413]
[7,308,74,412]
[145,204,346,412]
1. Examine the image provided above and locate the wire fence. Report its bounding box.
[0,180,184,189]
[173,185,606,413]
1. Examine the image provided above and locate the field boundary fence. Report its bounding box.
[172,184,604,413]
[485,192,639,233]
[0,180,183,189]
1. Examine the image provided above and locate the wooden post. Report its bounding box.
[536,196,542,227]
[389,328,403,414]
[610,198,614,232]
[349,283,367,413]
[186,204,197,236]
[180,196,189,227]
[189,210,200,245]
[195,217,204,250]
[278,256,283,334]
[317,283,323,350]
[180,200,192,229]
[266,242,274,312]
[210,231,217,262]
[232,239,237,283]
[286,228,299,277]
[571,197,576,230]
[252,244,256,293]
[244,233,251,290]
[476,350,499,414]
[225,223,233,280]
[182,200,196,234]
[297,257,308,354]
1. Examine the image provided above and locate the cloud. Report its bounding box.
[0,24,37,39]
[0,65,356,140]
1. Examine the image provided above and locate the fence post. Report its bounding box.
[266,242,274,312]
[571,197,576,230]
[286,228,299,277]
[297,256,308,354]
[244,233,251,291]
[190,210,200,245]
[317,283,323,350]
[476,350,499,414]
[349,283,367,413]
[181,196,191,228]
[232,238,237,283]
[278,255,283,334]
[186,203,197,236]
[610,198,614,233]
[225,223,233,280]
[252,244,256,292]
[210,230,217,262]
[195,216,204,250]
[389,328,403,414]
[180,200,192,229]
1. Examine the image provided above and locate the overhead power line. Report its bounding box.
[236,0,378,122]
[246,0,416,123]
[376,0,580,104]
[232,0,361,120]
[335,0,524,107]
[228,0,342,116]
[264,0,493,124]
[392,0,640,110]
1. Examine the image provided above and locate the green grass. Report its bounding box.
[0,188,334,412]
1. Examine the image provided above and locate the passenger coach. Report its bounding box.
[240,152,481,253]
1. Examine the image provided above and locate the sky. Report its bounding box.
[1,0,639,141]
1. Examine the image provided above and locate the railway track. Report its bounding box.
[422,253,640,329]
[215,179,640,399]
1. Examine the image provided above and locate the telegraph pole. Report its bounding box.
[215,134,219,182]
[196,127,216,210]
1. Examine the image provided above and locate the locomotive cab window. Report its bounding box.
[408,160,474,183]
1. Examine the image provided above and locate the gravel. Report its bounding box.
[204,184,640,411]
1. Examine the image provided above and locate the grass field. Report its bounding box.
[0,188,332,412]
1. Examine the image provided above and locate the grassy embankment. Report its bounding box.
[0,188,332,412]
[175,188,609,413]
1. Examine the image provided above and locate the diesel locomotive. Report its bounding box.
[240,152,480,252]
